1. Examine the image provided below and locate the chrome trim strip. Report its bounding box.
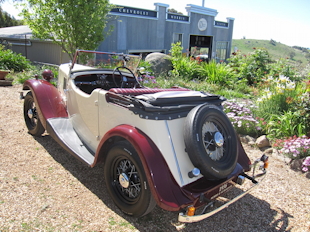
[165,120,184,186]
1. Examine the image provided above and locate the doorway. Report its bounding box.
[189,35,213,62]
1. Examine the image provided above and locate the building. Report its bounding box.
[0,25,70,65]
[101,3,234,62]
[0,3,234,64]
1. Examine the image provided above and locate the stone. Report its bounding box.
[145,52,172,76]
[290,159,304,171]
[264,147,274,154]
[256,135,271,148]
[246,135,256,144]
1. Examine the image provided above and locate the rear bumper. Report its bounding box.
[178,172,266,223]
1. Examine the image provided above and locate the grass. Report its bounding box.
[232,39,309,68]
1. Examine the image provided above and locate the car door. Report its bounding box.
[66,79,100,153]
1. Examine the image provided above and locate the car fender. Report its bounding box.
[93,124,192,212]
[23,79,68,129]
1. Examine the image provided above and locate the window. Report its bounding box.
[173,33,183,45]
[216,42,228,61]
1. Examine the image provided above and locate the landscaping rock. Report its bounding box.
[239,135,256,144]
[290,158,304,171]
[256,135,271,148]
[145,52,172,76]
[264,147,274,155]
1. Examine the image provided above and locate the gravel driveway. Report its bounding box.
[0,85,309,232]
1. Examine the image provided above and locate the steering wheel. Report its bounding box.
[112,66,140,88]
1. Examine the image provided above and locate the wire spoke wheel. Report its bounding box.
[184,104,238,180]
[114,158,141,202]
[23,92,45,136]
[104,141,156,217]
[202,121,225,161]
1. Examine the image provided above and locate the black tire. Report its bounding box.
[184,104,238,180]
[23,92,45,136]
[104,141,156,217]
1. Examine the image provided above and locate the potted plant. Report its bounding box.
[0,64,10,80]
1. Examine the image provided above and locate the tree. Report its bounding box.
[168,8,183,14]
[0,6,22,27]
[19,0,113,60]
[289,51,296,60]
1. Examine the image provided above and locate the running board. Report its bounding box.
[46,117,95,165]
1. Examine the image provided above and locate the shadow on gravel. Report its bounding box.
[34,135,294,232]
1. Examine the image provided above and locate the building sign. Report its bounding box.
[215,21,229,28]
[111,6,157,18]
[198,18,208,31]
[167,13,189,22]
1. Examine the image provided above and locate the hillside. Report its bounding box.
[231,39,310,69]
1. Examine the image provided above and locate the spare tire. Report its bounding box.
[184,104,238,180]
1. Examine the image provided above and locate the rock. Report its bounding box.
[256,135,271,148]
[239,135,247,143]
[145,52,172,76]
[246,135,256,144]
[239,135,256,144]
[248,141,256,146]
[264,147,274,154]
[290,159,304,171]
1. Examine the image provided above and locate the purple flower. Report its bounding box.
[303,157,310,166]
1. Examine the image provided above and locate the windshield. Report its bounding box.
[71,50,141,73]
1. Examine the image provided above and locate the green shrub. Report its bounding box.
[14,65,58,85]
[254,75,297,119]
[228,48,272,86]
[268,58,296,80]
[199,60,235,86]
[169,42,202,80]
[266,111,306,139]
[0,45,31,71]
[253,75,310,138]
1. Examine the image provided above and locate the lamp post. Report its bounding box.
[202,0,205,7]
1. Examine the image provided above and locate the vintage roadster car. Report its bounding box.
[21,50,267,223]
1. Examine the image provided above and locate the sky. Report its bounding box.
[2,0,310,48]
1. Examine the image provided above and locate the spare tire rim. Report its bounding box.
[202,122,225,161]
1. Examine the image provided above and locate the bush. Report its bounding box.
[254,75,297,119]
[223,99,261,136]
[14,64,59,85]
[169,42,240,87]
[171,56,202,80]
[199,60,236,86]
[268,58,296,80]
[0,45,31,71]
[254,75,309,138]
[266,111,306,139]
[228,48,272,86]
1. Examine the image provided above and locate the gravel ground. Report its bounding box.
[0,85,310,232]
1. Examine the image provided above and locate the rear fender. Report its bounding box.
[236,136,252,171]
[93,124,192,212]
[23,79,68,128]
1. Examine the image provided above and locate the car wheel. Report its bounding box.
[184,104,238,180]
[23,92,45,136]
[104,141,156,217]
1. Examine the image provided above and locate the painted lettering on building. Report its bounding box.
[215,21,229,28]
[111,6,157,18]
[167,14,189,22]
